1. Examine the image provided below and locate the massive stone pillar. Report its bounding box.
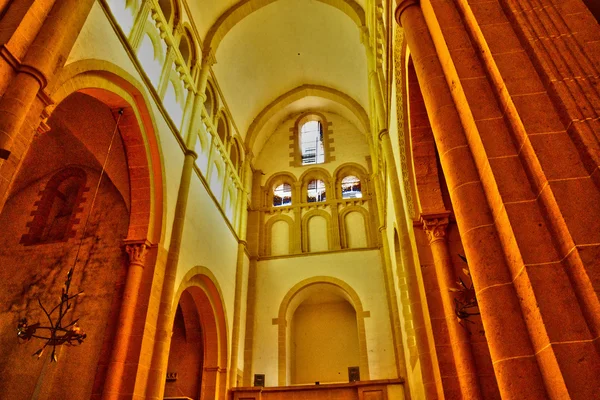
[395,1,549,398]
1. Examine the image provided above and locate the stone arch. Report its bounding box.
[229,136,244,172]
[263,214,295,256]
[333,162,369,199]
[49,60,166,243]
[204,0,366,55]
[216,111,230,145]
[173,267,229,400]
[299,167,332,203]
[20,166,88,245]
[397,44,419,219]
[157,0,181,28]
[142,20,166,63]
[204,80,218,120]
[301,209,333,252]
[179,24,198,67]
[339,205,373,248]
[264,171,297,207]
[246,85,370,154]
[276,276,370,385]
[293,111,331,166]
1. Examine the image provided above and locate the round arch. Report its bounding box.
[299,167,332,203]
[264,171,297,208]
[204,0,365,55]
[246,84,370,154]
[173,267,229,400]
[333,162,369,200]
[49,60,166,244]
[339,205,374,248]
[276,276,370,385]
[263,214,296,256]
[301,209,334,252]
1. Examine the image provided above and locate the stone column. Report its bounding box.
[146,148,196,400]
[102,240,151,400]
[395,1,549,398]
[378,128,441,398]
[329,202,342,250]
[293,181,303,253]
[228,155,251,387]
[421,215,481,400]
[0,0,95,160]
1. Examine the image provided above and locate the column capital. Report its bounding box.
[421,213,450,243]
[395,0,420,26]
[378,128,390,141]
[202,48,217,68]
[124,240,151,266]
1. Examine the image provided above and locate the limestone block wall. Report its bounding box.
[252,250,397,387]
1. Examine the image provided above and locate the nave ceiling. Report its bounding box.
[188,0,371,157]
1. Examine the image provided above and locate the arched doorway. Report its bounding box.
[165,291,204,399]
[289,284,359,384]
[168,269,229,400]
[0,90,149,399]
[277,277,370,386]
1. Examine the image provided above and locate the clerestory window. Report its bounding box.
[273,183,292,207]
[307,179,326,203]
[300,120,324,165]
[341,175,362,199]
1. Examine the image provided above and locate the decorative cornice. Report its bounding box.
[395,0,420,26]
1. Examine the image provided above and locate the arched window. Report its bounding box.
[341,175,362,199]
[300,120,324,165]
[217,117,227,144]
[21,167,87,245]
[204,83,215,119]
[158,0,173,23]
[273,183,292,207]
[307,179,326,203]
[178,33,194,68]
[230,142,240,172]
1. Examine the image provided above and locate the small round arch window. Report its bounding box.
[273,183,292,207]
[341,176,362,199]
[307,179,326,203]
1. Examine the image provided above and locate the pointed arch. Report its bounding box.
[246,85,369,154]
[48,60,166,244]
[204,0,365,55]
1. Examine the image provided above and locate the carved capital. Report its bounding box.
[421,216,449,244]
[125,241,150,266]
[202,48,217,68]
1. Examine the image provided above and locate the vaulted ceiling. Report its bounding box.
[189,0,370,155]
